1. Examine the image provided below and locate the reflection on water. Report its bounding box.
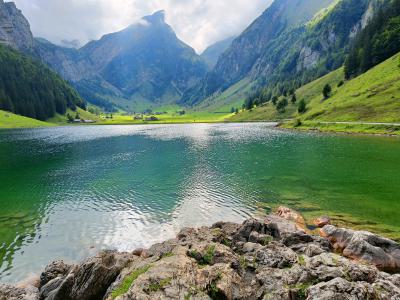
[0,123,399,283]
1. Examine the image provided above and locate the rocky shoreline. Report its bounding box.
[1,207,400,300]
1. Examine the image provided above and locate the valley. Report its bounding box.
[1,1,400,298]
[0,0,398,134]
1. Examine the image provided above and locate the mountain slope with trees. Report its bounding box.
[0,0,86,121]
[181,0,337,106]
[0,45,85,120]
[231,0,400,131]
[344,0,400,78]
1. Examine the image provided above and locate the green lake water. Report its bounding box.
[0,123,399,283]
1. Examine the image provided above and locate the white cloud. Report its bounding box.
[9,0,272,53]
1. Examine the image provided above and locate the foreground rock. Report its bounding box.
[320,224,400,273]
[1,208,400,300]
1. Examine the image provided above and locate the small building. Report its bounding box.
[144,116,159,121]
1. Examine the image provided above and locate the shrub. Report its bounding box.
[298,99,307,113]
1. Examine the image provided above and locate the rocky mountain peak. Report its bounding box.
[143,10,166,25]
[0,0,34,51]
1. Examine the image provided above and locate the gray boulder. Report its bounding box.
[39,250,133,300]
[320,225,400,272]
[0,284,38,300]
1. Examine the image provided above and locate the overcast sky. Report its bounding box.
[9,0,272,53]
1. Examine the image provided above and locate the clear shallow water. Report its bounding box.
[0,123,399,283]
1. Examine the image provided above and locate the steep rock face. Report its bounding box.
[0,0,34,51]
[201,36,236,70]
[36,11,207,111]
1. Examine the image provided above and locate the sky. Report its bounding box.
[10,0,272,53]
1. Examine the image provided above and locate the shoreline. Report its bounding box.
[2,118,400,137]
[2,206,400,299]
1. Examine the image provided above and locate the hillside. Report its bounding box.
[0,44,85,120]
[0,110,53,128]
[182,0,344,106]
[299,53,400,123]
[231,52,400,134]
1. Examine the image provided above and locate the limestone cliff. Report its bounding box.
[0,0,34,51]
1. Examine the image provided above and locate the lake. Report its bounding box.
[0,123,399,283]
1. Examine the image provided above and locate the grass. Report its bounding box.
[282,120,400,135]
[298,255,306,266]
[188,245,216,266]
[307,0,341,28]
[195,78,254,113]
[147,277,172,292]
[0,110,54,129]
[110,265,151,299]
[299,54,400,123]
[93,111,232,125]
[47,107,101,124]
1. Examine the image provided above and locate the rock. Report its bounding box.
[40,261,72,287]
[0,0,35,51]
[313,216,331,228]
[255,243,298,268]
[276,206,306,229]
[281,232,331,255]
[242,242,262,253]
[132,248,144,257]
[39,250,133,300]
[320,225,400,272]
[4,214,400,300]
[307,278,372,299]
[0,284,38,300]
[233,218,279,243]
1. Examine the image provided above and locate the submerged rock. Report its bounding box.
[313,216,331,228]
[2,210,400,300]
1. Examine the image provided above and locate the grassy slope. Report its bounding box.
[47,107,101,124]
[94,111,232,125]
[0,110,54,129]
[194,78,254,113]
[301,54,400,123]
[232,52,400,134]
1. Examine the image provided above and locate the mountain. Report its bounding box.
[201,36,236,69]
[230,51,400,130]
[0,0,34,51]
[0,0,85,121]
[182,0,381,107]
[36,11,207,112]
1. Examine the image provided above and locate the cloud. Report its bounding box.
[9,0,272,53]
